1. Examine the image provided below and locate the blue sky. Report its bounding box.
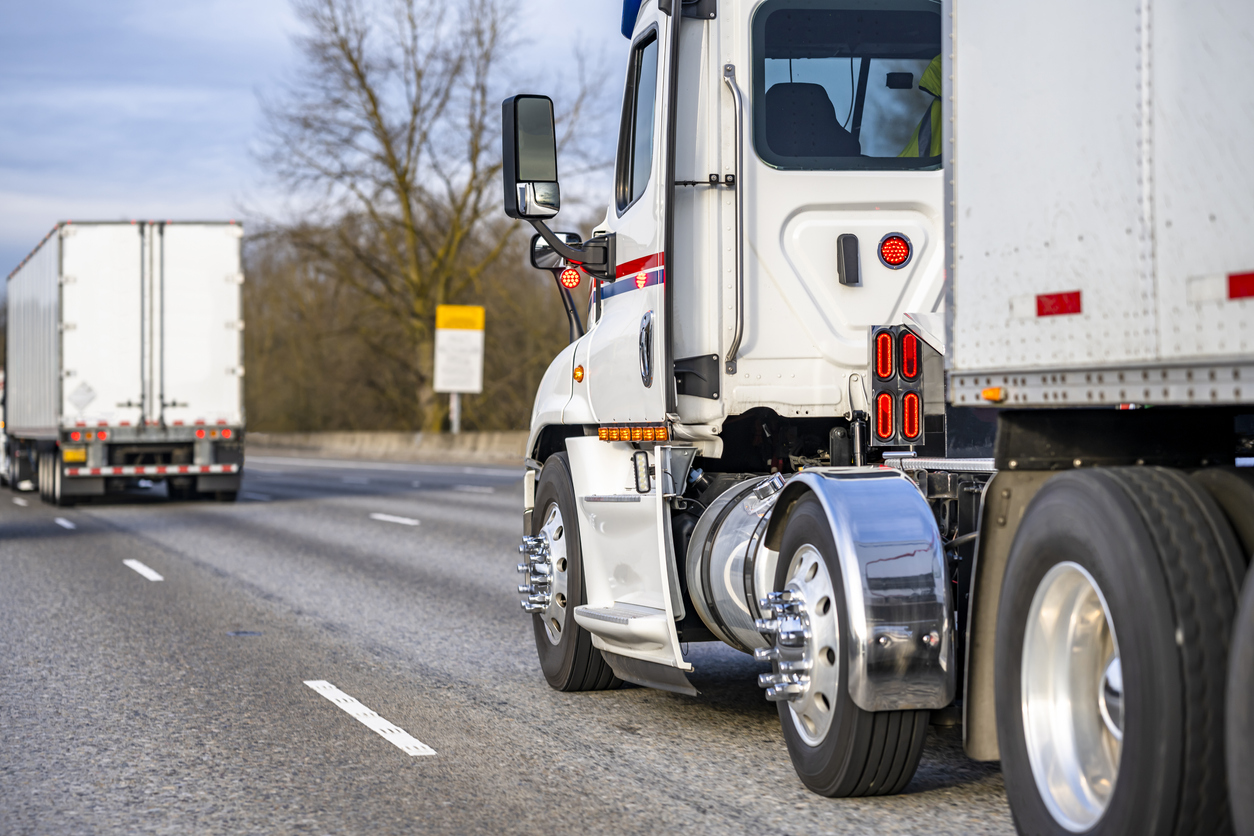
[0,1,625,275]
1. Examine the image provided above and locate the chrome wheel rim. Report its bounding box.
[538,502,570,646]
[1022,561,1122,832]
[783,544,840,747]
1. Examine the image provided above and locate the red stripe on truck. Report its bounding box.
[1229,272,1254,300]
[1037,291,1082,317]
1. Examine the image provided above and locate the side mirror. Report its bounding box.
[502,95,560,220]
[530,232,582,270]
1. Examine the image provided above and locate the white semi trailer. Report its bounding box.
[4,221,246,505]
[501,0,1253,832]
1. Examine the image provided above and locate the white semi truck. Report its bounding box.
[4,221,246,505]
[501,0,1254,832]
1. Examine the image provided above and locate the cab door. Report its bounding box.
[586,3,674,425]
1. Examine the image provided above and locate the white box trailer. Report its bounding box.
[4,221,245,504]
[941,1,1254,833]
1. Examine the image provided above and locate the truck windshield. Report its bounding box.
[752,0,942,171]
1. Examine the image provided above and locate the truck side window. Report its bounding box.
[616,31,660,212]
[751,1,942,171]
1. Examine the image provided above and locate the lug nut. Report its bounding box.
[755,618,781,634]
[753,646,780,662]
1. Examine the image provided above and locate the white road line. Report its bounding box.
[12,497,28,507]
[123,559,164,582]
[54,517,76,529]
[240,491,272,501]
[304,680,435,756]
[369,512,420,527]
[453,485,494,494]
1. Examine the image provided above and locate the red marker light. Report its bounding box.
[97,431,108,440]
[196,429,206,439]
[560,267,581,289]
[71,431,82,441]
[875,392,895,441]
[635,272,648,289]
[879,235,911,268]
[222,428,232,439]
[901,332,920,380]
[903,392,922,440]
[874,331,894,380]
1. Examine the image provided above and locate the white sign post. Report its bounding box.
[432,305,485,434]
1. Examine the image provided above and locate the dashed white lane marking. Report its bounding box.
[454,485,494,494]
[304,681,435,756]
[12,497,28,507]
[240,491,272,501]
[54,517,76,529]
[123,559,164,582]
[369,512,420,527]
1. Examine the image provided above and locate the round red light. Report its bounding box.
[97,431,108,440]
[879,235,911,268]
[559,267,581,289]
[196,429,206,439]
[222,428,232,439]
[71,431,81,441]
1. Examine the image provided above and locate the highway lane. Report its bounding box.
[0,456,1013,834]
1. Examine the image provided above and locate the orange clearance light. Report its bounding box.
[903,392,922,440]
[573,365,585,383]
[879,234,911,268]
[610,428,623,441]
[560,267,581,289]
[598,427,609,441]
[875,392,895,441]
[631,427,644,442]
[656,426,668,442]
[222,428,233,439]
[642,427,656,441]
[901,332,920,380]
[635,272,648,289]
[981,386,1007,403]
[874,331,894,380]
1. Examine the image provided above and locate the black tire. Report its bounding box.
[213,490,238,502]
[996,467,1242,836]
[530,452,619,692]
[38,452,50,503]
[773,495,929,797]
[1230,571,1254,836]
[51,458,72,507]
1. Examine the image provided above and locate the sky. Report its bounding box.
[0,0,627,276]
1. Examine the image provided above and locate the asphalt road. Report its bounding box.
[0,455,1013,835]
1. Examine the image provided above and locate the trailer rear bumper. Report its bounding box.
[63,463,240,477]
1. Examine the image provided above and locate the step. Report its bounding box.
[574,603,670,648]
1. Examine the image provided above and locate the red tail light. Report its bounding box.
[901,332,920,380]
[222,429,233,439]
[875,392,894,440]
[878,234,912,268]
[196,429,206,439]
[560,267,581,289]
[902,392,922,441]
[874,331,894,380]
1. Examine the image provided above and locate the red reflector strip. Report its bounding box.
[1230,272,1254,300]
[1036,291,1082,317]
[874,393,894,440]
[900,333,920,380]
[902,392,922,440]
[874,332,894,380]
[64,464,240,477]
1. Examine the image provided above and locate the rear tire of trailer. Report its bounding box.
[1231,570,1254,836]
[995,467,1242,835]
[773,495,929,797]
[51,458,72,507]
[530,452,620,692]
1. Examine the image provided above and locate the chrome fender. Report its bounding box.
[762,468,954,712]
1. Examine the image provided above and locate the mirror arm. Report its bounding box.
[555,279,585,343]
[527,219,605,267]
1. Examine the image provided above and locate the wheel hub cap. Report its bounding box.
[1022,561,1122,831]
[517,503,569,645]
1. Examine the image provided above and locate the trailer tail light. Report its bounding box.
[900,332,920,380]
[97,430,108,440]
[874,393,894,440]
[222,428,233,439]
[70,431,82,442]
[874,331,894,380]
[196,429,206,439]
[878,234,912,268]
[902,392,922,441]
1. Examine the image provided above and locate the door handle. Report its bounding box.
[639,310,654,388]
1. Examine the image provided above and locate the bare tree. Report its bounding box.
[258,0,606,432]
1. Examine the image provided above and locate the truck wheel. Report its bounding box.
[51,458,72,507]
[529,452,619,692]
[1230,570,1254,836]
[38,452,50,503]
[771,495,929,797]
[996,467,1241,835]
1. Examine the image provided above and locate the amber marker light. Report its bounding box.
[573,365,585,382]
[981,386,1006,403]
